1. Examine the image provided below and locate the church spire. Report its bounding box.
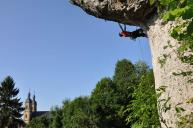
[28,92,30,99]
[33,94,35,101]
[25,91,32,103]
[24,91,32,124]
[32,91,37,112]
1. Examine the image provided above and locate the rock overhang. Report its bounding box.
[70,0,157,27]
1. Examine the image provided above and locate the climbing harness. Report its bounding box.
[118,23,147,39]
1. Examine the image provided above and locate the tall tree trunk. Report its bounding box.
[69,0,193,127]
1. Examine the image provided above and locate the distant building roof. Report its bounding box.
[31,111,50,118]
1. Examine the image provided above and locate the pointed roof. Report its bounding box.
[25,92,32,103]
[32,94,37,104]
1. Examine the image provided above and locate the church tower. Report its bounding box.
[32,94,37,112]
[23,91,48,125]
[23,92,32,124]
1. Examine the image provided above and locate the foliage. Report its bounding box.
[113,59,137,106]
[158,54,170,68]
[177,112,193,128]
[49,106,63,128]
[113,59,138,127]
[0,76,24,128]
[131,123,143,128]
[91,77,129,128]
[25,59,160,128]
[134,61,149,78]
[160,0,193,21]
[150,0,156,5]
[26,115,50,128]
[159,0,193,67]
[62,97,98,128]
[125,67,160,127]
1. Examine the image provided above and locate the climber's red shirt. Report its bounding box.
[119,31,132,37]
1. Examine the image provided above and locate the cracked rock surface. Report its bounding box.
[70,0,157,27]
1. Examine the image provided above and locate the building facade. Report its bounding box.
[23,92,49,124]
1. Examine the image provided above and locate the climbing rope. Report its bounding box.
[118,23,127,31]
[138,34,153,95]
[138,38,145,60]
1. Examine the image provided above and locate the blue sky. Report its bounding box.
[0,0,152,111]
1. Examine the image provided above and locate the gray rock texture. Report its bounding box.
[70,0,156,27]
[148,18,193,128]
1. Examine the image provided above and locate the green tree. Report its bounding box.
[113,59,137,126]
[26,115,50,128]
[49,106,63,128]
[91,77,127,128]
[0,76,24,128]
[62,97,98,128]
[113,59,137,105]
[126,70,160,127]
[25,59,160,128]
[134,61,149,78]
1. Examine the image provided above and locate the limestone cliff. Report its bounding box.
[70,0,193,127]
[70,0,156,27]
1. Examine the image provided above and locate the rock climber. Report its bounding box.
[118,23,147,39]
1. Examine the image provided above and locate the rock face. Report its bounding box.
[148,19,193,128]
[70,0,156,27]
[70,0,193,127]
